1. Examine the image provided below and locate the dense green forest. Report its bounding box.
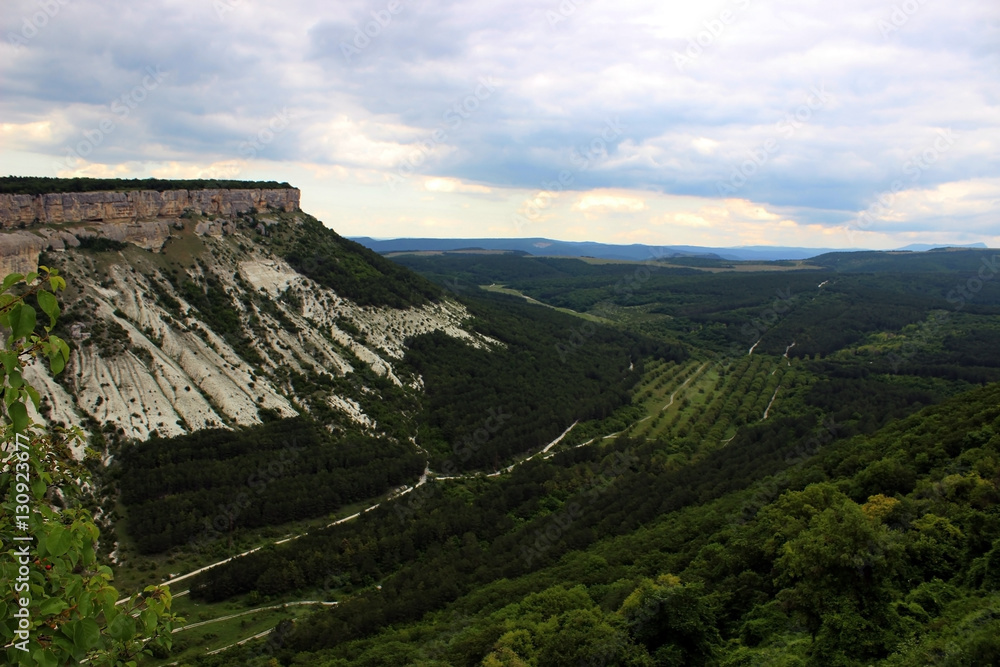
[114,418,425,554]
[188,379,1000,666]
[809,248,1000,273]
[0,176,293,194]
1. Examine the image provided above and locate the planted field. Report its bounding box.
[626,354,797,448]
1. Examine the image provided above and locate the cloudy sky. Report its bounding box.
[2,0,998,249]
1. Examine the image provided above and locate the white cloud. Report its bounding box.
[573,193,648,213]
[423,177,492,194]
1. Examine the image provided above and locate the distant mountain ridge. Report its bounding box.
[350,237,807,261]
[351,237,990,262]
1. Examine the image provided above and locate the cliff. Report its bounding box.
[0,187,299,274]
[13,205,495,447]
[0,188,299,228]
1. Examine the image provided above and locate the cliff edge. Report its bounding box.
[0,187,299,228]
[0,187,300,274]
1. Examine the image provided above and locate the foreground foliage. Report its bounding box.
[0,269,180,665]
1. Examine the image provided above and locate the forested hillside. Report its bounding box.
[114,418,425,554]
[190,368,1000,667]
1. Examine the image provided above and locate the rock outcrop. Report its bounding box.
[0,188,299,229]
[0,231,49,275]
[0,187,299,274]
[22,225,496,444]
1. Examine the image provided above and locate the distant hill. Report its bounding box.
[352,237,992,262]
[895,242,988,252]
[351,237,845,261]
[810,247,999,273]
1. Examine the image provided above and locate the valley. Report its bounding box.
[2,179,999,666]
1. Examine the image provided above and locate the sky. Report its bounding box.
[1,0,998,250]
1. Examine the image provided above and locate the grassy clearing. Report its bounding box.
[479,284,608,322]
[147,598,324,665]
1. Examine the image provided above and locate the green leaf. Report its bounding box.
[31,477,46,499]
[0,350,16,374]
[43,525,72,557]
[37,289,59,326]
[49,350,66,375]
[8,401,28,433]
[71,617,101,652]
[25,271,38,285]
[81,540,96,566]
[48,337,71,375]
[2,273,24,291]
[140,608,158,634]
[108,612,136,642]
[99,589,119,618]
[76,590,93,617]
[49,275,66,292]
[32,648,59,667]
[50,635,76,656]
[9,303,36,341]
[39,597,69,617]
[25,385,41,410]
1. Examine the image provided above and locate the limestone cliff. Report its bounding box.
[0,188,299,228]
[0,187,299,275]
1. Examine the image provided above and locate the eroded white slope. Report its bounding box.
[30,228,494,444]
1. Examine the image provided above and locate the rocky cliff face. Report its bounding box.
[0,188,299,228]
[18,205,494,455]
[0,188,299,275]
